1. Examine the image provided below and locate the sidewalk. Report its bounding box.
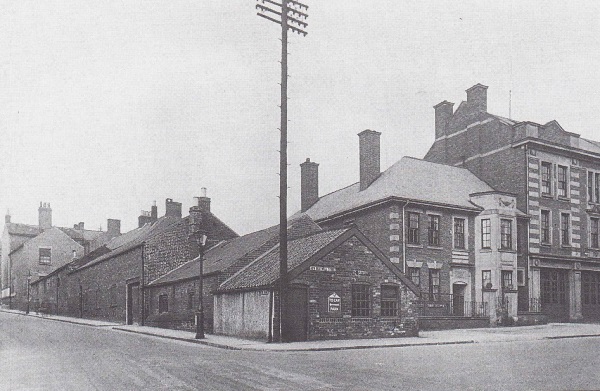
[3,308,600,352]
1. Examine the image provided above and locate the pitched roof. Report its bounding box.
[302,157,494,222]
[71,216,181,273]
[219,228,348,292]
[148,214,321,286]
[6,223,39,237]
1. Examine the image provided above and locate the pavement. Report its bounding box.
[3,308,600,352]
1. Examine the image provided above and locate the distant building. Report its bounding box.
[1,203,120,310]
[425,84,600,322]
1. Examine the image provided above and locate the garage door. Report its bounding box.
[540,269,569,322]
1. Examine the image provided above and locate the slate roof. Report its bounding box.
[301,157,494,222]
[219,228,348,292]
[148,214,322,286]
[6,223,40,237]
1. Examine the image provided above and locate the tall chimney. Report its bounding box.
[300,158,319,212]
[107,219,121,238]
[38,202,52,230]
[165,198,182,218]
[466,83,488,112]
[195,188,211,213]
[433,100,454,139]
[358,130,381,191]
[151,201,158,221]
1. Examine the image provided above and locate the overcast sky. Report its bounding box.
[1,0,600,235]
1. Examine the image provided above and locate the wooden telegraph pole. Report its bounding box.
[255,0,308,342]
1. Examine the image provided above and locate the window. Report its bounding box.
[561,213,571,246]
[482,270,492,289]
[407,213,420,244]
[591,172,600,204]
[428,215,440,246]
[187,291,195,311]
[380,285,399,317]
[517,269,526,286]
[500,219,513,250]
[351,285,370,317]
[582,272,599,305]
[541,162,552,195]
[408,267,420,286]
[557,165,568,197]
[158,294,169,313]
[541,210,551,245]
[502,271,514,289]
[541,269,568,305]
[596,173,600,203]
[453,218,465,249]
[481,219,491,249]
[429,269,440,300]
[39,248,51,265]
[591,217,600,249]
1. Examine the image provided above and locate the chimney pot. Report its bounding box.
[38,202,52,230]
[466,83,488,112]
[358,129,381,191]
[300,158,319,212]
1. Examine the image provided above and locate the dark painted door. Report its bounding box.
[452,284,465,316]
[287,287,308,342]
[540,269,569,322]
[582,271,600,321]
[127,283,140,325]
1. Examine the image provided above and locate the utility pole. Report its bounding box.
[255,0,308,342]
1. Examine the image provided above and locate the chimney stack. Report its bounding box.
[78,222,84,230]
[165,198,182,218]
[300,158,319,212]
[433,100,454,139]
[151,200,158,220]
[195,188,211,213]
[38,202,52,230]
[466,83,488,113]
[107,219,121,238]
[358,130,381,191]
[5,210,10,224]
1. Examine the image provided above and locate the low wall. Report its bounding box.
[419,317,490,330]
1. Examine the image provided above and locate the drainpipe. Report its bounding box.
[401,201,409,274]
[268,288,274,343]
[524,144,532,309]
[141,245,145,326]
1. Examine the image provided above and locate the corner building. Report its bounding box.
[425,83,600,322]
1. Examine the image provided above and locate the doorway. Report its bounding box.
[452,283,466,316]
[127,283,140,325]
[287,286,308,342]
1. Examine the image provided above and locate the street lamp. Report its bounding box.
[195,233,208,339]
[26,270,31,314]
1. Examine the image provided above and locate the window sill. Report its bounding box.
[561,245,572,249]
[427,245,443,250]
[540,243,552,247]
[499,248,517,254]
[453,247,468,252]
[406,243,423,248]
[557,196,570,202]
[541,193,553,199]
[480,248,492,253]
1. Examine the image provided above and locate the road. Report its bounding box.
[1,312,599,390]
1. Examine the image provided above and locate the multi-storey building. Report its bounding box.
[298,130,526,327]
[425,83,600,322]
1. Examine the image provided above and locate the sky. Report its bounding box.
[1,0,600,235]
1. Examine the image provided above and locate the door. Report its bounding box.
[540,269,569,322]
[287,286,308,342]
[452,284,465,316]
[582,271,600,321]
[127,283,140,325]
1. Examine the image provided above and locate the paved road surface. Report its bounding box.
[1,312,599,390]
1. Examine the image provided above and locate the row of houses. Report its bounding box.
[4,83,600,342]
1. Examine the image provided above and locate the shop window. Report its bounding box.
[429,270,440,300]
[408,267,420,287]
[500,219,512,250]
[158,294,169,313]
[541,210,551,245]
[407,213,420,244]
[482,270,492,289]
[380,285,399,317]
[351,285,370,317]
[557,165,568,197]
[481,219,491,249]
[541,162,552,195]
[453,218,465,249]
[428,215,440,246]
[39,248,51,265]
[561,213,571,246]
[541,269,568,305]
[582,273,599,305]
[591,217,600,249]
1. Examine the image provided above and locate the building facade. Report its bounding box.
[425,83,600,322]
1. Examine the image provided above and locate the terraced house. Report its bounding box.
[425,83,600,322]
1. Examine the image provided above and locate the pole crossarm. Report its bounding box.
[256,4,308,34]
